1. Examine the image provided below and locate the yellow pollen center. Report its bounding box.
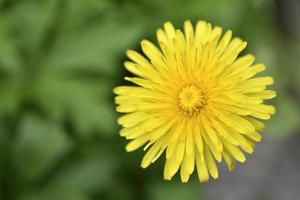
[178,85,205,115]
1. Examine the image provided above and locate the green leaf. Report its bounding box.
[13,113,72,181]
[71,100,117,137]
[7,0,60,54]
[33,72,117,136]
[61,0,111,31]
[106,181,136,200]
[0,123,9,178]
[4,0,140,137]
[45,156,115,194]
[21,190,89,200]
[45,20,141,76]
[147,180,201,200]
[0,81,20,116]
[0,25,21,74]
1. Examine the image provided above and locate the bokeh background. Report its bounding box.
[0,0,299,199]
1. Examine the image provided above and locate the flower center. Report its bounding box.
[178,85,205,115]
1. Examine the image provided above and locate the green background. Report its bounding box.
[0,0,299,199]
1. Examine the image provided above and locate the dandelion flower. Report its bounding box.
[114,20,276,183]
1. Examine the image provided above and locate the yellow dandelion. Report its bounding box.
[114,20,276,183]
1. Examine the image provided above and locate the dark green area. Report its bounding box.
[0,0,299,199]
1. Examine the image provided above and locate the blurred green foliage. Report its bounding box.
[0,0,299,200]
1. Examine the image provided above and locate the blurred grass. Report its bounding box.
[0,0,299,200]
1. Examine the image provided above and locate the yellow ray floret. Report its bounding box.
[114,20,276,183]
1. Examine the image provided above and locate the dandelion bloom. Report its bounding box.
[114,20,276,182]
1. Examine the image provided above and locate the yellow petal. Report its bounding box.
[202,117,223,151]
[210,26,222,44]
[186,123,194,155]
[164,21,176,40]
[195,21,211,45]
[230,130,254,154]
[223,54,255,77]
[141,141,163,168]
[216,111,255,134]
[246,131,262,142]
[195,150,209,182]
[219,38,247,64]
[148,120,173,143]
[247,90,276,100]
[246,117,265,131]
[185,151,195,174]
[117,112,149,128]
[247,104,276,115]
[141,40,166,69]
[113,86,141,95]
[184,20,194,43]
[126,134,150,152]
[120,127,147,139]
[124,61,162,82]
[208,118,239,145]
[216,30,232,53]
[221,138,246,163]
[166,140,177,159]
[126,50,152,68]
[239,64,266,81]
[204,144,219,179]
[125,77,156,89]
[176,141,185,164]
[180,167,190,183]
[193,123,204,154]
[222,150,235,171]
[201,124,222,163]
[250,111,271,120]
[164,152,180,180]
[239,77,274,88]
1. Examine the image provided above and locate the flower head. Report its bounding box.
[114,20,276,182]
